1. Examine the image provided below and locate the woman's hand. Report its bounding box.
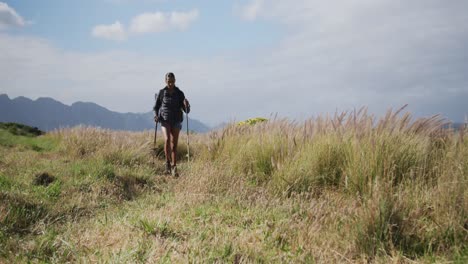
[184,99,190,113]
[154,116,159,123]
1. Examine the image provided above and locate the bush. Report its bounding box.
[273,135,347,194]
[0,122,44,137]
[237,117,268,126]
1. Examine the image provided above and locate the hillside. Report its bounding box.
[0,111,467,263]
[0,94,210,133]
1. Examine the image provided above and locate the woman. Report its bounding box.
[153,72,190,177]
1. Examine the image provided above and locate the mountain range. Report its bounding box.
[0,94,210,132]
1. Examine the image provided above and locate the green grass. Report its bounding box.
[0,129,59,151]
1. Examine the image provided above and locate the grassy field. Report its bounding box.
[0,109,467,263]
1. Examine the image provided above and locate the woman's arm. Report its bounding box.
[153,90,163,121]
[179,90,190,114]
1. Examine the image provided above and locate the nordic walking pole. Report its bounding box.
[152,121,158,165]
[186,111,190,164]
[152,93,159,165]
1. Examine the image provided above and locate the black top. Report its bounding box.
[153,86,190,124]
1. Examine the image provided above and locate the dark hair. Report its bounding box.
[165,72,175,79]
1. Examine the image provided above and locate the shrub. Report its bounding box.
[273,135,347,194]
[0,122,44,137]
[237,117,268,126]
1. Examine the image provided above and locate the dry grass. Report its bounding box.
[0,108,467,263]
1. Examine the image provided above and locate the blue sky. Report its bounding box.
[6,0,281,55]
[1,0,467,125]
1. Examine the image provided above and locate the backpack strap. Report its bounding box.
[158,88,165,101]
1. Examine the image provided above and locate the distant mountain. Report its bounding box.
[0,94,210,132]
[444,122,466,130]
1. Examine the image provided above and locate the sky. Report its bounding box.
[1,0,467,125]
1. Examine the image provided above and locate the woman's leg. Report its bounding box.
[170,127,180,166]
[161,124,172,168]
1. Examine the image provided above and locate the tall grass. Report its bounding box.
[203,107,463,192]
[1,108,466,262]
[200,107,467,258]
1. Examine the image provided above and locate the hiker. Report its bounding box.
[153,72,190,177]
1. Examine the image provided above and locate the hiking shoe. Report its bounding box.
[165,162,171,175]
[171,165,179,178]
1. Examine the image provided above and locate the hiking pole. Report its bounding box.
[152,92,159,165]
[152,121,158,165]
[186,112,190,164]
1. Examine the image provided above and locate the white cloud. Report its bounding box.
[240,0,263,21]
[230,0,468,121]
[92,21,126,41]
[170,9,199,31]
[104,0,167,4]
[93,9,199,40]
[0,2,25,30]
[130,9,199,34]
[130,12,167,34]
